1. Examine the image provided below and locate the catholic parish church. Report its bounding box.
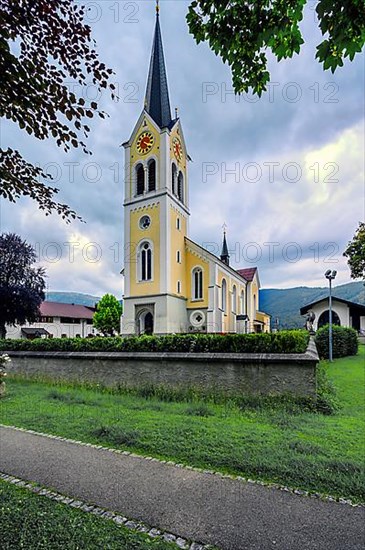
[121,5,270,336]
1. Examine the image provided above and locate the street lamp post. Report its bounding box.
[325,270,337,362]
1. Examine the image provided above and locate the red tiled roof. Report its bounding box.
[40,302,95,320]
[236,267,257,282]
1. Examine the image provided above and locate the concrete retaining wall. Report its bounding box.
[5,339,319,396]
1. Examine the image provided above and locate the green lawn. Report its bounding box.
[0,479,177,550]
[1,347,364,502]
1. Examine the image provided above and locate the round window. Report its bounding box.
[190,311,205,327]
[139,215,151,230]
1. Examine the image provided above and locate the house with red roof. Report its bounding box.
[6,302,97,339]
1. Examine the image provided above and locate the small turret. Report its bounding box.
[220,226,230,266]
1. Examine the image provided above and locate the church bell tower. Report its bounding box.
[121,3,190,336]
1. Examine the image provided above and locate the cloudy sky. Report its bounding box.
[1,0,364,297]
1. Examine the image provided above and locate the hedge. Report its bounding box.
[0,330,310,355]
[315,325,358,359]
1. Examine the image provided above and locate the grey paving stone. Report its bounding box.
[163,533,177,543]
[125,520,140,529]
[136,524,149,533]
[176,537,189,548]
[101,511,116,519]
[70,500,83,508]
[148,528,161,538]
[113,516,127,525]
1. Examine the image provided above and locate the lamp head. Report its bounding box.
[325,270,332,278]
[332,270,337,278]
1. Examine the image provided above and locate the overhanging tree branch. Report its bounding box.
[0,0,116,221]
[187,0,365,95]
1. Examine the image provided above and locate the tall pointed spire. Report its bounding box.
[145,2,172,129]
[221,225,230,266]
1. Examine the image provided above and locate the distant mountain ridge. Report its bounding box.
[47,282,365,329]
[260,281,365,329]
[46,292,101,307]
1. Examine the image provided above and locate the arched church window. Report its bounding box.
[178,172,184,202]
[172,163,177,195]
[240,290,245,315]
[221,279,227,313]
[148,159,156,192]
[136,164,145,196]
[192,267,203,300]
[139,241,152,281]
[232,285,237,313]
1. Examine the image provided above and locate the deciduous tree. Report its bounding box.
[187,0,365,95]
[0,233,46,339]
[0,0,115,221]
[344,222,365,280]
[93,294,123,337]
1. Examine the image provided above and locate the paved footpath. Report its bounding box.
[0,426,364,550]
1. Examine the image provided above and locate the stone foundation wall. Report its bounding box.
[6,339,319,396]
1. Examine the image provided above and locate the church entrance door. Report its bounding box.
[137,309,154,336]
[144,312,154,335]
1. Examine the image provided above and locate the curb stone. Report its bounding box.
[0,424,363,509]
[0,472,212,550]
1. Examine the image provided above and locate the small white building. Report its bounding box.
[6,302,96,339]
[300,297,365,333]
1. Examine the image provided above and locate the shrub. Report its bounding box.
[0,330,310,355]
[315,325,358,359]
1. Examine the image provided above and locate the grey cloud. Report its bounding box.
[1,0,363,294]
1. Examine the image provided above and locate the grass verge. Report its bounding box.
[0,478,178,549]
[1,347,364,502]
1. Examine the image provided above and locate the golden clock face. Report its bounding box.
[173,137,183,162]
[136,131,154,155]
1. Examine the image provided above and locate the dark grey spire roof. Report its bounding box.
[221,232,230,266]
[145,12,172,129]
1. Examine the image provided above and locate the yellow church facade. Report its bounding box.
[121,7,270,336]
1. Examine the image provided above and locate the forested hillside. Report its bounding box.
[260,282,365,329]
